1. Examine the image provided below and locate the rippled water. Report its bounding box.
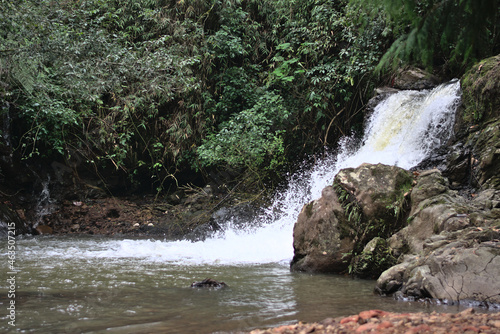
[0,235,482,334]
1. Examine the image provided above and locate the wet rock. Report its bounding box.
[290,186,353,273]
[392,67,441,90]
[191,278,228,289]
[378,227,500,305]
[185,219,222,242]
[351,237,397,279]
[375,259,413,295]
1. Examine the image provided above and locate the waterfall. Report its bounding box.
[33,177,56,228]
[42,80,461,265]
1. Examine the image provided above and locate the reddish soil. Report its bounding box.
[248,308,500,334]
[36,194,215,237]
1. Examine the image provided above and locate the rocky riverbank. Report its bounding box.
[290,55,500,307]
[247,308,500,334]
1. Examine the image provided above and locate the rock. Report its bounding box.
[351,237,397,279]
[470,120,500,189]
[375,260,413,295]
[291,163,413,274]
[290,186,353,273]
[247,308,500,334]
[377,164,500,305]
[378,226,500,305]
[334,163,413,243]
[191,278,228,289]
[392,67,441,90]
[461,54,500,124]
[389,169,469,255]
[445,54,500,190]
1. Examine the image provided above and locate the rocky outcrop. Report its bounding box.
[372,56,500,306]
[293,161,500,305]
[377,226,500,305]
[388,169,470,256]
[461,54,500,124]
[445,55,500,189]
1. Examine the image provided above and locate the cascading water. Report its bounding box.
[22,80,461,265]
[32,176,56,228]
[4,80,469,334]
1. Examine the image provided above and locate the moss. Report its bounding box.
[461,55,500,124]
[350,237,397,278]
[305,202,314,218]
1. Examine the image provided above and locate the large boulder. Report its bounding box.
[291,163,414,274]
[334,163,413,244]
[290,186,353,273]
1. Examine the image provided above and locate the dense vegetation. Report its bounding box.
[1,0,498,195]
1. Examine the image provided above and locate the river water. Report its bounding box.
[2,80,476,333]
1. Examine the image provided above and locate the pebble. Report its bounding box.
[247,309,500,334]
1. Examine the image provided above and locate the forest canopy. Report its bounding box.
[1,0,498,194]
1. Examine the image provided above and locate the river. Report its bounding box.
[2,80,476,333]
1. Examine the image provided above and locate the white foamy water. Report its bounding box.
[21,80,461,266]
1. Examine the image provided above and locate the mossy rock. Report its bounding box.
[351,237,397,279]
[461,54,500,124]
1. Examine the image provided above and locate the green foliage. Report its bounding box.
[351,0,500,73]
[1,0,204,190]
[0,0,389,192]
[333,183,363,238]
[350,237,397,278]
[198,90,289,172]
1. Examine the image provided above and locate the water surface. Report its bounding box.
[0,235,481,334]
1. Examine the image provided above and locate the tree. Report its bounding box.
[351,0,500,73]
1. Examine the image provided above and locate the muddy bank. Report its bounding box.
[33,184,262,238]
[248,308,500,334]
